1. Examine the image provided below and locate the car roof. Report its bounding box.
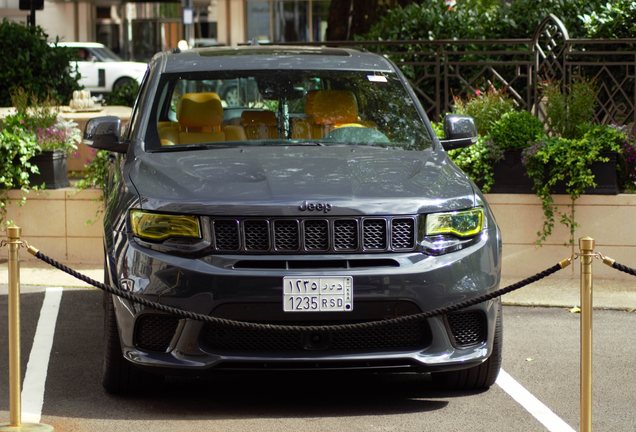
[55,42,105,48]
[158,46,396,74]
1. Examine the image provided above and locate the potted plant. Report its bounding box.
[30,117,81,189]
[522,123,625,245]
[444,84,512,192]
[488,110,545,193]
[9,87,80,189]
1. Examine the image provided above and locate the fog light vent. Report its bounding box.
[446,311,486,347]
[135,314,180,352]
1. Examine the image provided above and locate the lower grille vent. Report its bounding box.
[200,320,430,353]
[446,311,486,347]
[135,314,180,352]
[233,258,400,269]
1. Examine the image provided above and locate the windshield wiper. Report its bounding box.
[262,142,325,146]
[149,144,234,153]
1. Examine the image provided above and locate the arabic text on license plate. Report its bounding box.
[283,276,353,312]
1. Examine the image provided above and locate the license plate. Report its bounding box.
[283,276,353,312]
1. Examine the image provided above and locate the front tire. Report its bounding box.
[431,301,503,390]
[102,294,161,394]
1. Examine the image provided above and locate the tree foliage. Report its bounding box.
[361,0,610,42]
[0,19,81,107]
[580,0,636,39]
[326,0,426,41]
[104,80,140,107]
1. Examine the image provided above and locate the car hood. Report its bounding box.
[130,146,476,216]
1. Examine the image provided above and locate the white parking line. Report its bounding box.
[21,287,63,424]
[497,369,576,432]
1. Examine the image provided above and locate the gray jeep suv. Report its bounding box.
[84,45,502,394]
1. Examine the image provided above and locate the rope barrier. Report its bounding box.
[27,245,570,333]
[604,257,636,278]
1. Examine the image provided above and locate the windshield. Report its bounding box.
[148,70,433,151]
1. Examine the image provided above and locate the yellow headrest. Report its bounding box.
[241,110,277,127]
[305,90,318,116]
[178,97,223,129]
[312,90,358,125]
[176,93,221,120]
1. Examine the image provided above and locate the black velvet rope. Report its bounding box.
[611,262,636,278]
[34,250,562,333]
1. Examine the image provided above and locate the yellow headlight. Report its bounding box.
[131,210,201,241]
[426,208,484,238]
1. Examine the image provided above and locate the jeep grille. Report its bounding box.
[211,216,416,254]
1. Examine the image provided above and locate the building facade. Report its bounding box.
[1,0,332,61]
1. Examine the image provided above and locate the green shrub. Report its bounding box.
[10,86,57,129]
[542,78,598,140]
[490,110,544,151]
[104,80,140,107]
[0,112,41,225]
[9,87,80,155]
[0,19,81,107]
[446,137,505,193]
[73,148,111,224]
[451,86,515,136]
[521,124,625,245]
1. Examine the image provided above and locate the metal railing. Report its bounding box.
[264,14,636,126]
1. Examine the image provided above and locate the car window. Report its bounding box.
[73,48,95,62]
[149,70,432,151]
[91,46,124,62]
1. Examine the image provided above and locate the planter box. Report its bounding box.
[487,150,534,194]
[29,149,71,189]
[483,151,619,195]
[554,152,619,195]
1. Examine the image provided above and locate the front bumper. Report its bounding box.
[109,226,501,374]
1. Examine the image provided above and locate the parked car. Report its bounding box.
[55,42,147,93]
[84,45,503,395]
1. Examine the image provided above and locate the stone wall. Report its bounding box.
[486,194,636,280]
[0,187,103,264]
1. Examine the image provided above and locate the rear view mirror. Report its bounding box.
[440,114,478,150]
[83,116,129,153]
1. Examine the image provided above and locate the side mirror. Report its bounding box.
[83,116,129,153]
[440,114,478,150]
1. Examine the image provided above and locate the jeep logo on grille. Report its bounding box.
[299,201,332,213]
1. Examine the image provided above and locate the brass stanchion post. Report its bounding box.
[1,226,54,431]
[7,225,22,427]
[579,236,594,432]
